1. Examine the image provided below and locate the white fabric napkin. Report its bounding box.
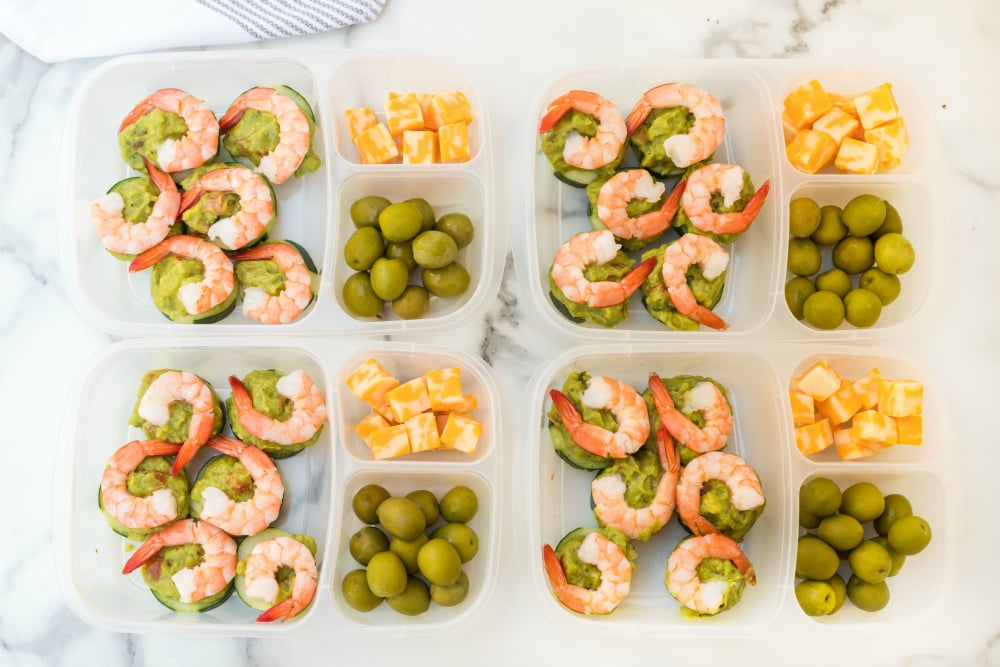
[0,0,386,63]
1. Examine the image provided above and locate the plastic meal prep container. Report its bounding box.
[54,338,503,637]
[58,49,504,336]
[514,60,942,342]
[518,343,957,634]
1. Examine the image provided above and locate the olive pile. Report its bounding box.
[785,194,915,329]
[342,195,475,320]
[341,483,480,616]
[795,477,932,616]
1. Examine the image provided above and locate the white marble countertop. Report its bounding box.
[3,0,998,664]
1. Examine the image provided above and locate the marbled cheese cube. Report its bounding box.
[864,117,909,171]
[344,107,378,142]
[796,361,842,402]
[851,410,898,448]
[440,413,482,454]
[816,380,863,426]
[786,129,838,174]
[354,412,390,448]
[355,123,399,164]
[369,424,411,459]
[896,415,923,445]
[795,419,834,456]
[853,83,900,129]
[405,412,441,453]
[402,130,438,164]
[783,79,834,130]
[346,357,397,401]
[834,428,875,461]
[877,379,923,417]
[387,377,432,423]
[813,107,860,146]
[438,121,471,163]
[383,92,424,135]
[789,390,816,426]
[852,368,883,411]
[425,367,465,411]
[431,90,475,127]
[835,138,880,175]
[366,389,399,423]
[416,92,440,130]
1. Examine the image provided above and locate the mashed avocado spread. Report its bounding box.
[628,106,698,177]
[118,108,190,171]
[146,255,237,323]
[639,242,726,332]
[181,191,242,235]
[699,478,764,542]
[675,556,747,617]
[192,454,255,512]
[235,257,287,297]
[222,98,321,179]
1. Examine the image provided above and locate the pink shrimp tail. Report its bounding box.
[129,237,174,272]
[619,257,657,298]
[624,100,652,136]
[206,434,243,457]
[657,425,680,475]
[137,440,184,458]
[661,179,686,220]
[549,389,584,432]
[257,597,299,623]
[229,375,255,414]
[712,179,771,235]
[742,179,770,220]
[218,97,248,133]
[542,544,569,589]
[229,244,278,262]
[122,534,164,574]
[169,411,215,477]
[688,305,729,331]
[144,158,177,194]
[539,98,572,135]
[691,514,720,537]
[178,184,207,216]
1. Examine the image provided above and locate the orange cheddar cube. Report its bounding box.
[853,83,900,130]
[344,107,378,142]
[783,79,834,130]
[355,123,399,164]
[796,361,842,402]
[354,412,390,448]
[816,380,863,426]
[431,91,475,127]
[789,390,816,426]
[416,93,440,130]
[455,394,478,413]
[366,389,399,423]
[834,428,876,461]
[786,129,838,174]
[405,412,441,453]
[864,117,909,171]
[402,130,438,164]
[346,358,397,401]
[835,137,880,175]
[438,122,471,163]
[796,419,835,456]
[896,415,923,445]
[425,367,465,412]
[369,424,411,459]
[812,107,861,147]
[440,413,482,454]
[830,92,859,119]
[383,92,424,136]
[386,377,432,423]
[877,379,923,417]
[851,410,898,448]
[852,368,883,411]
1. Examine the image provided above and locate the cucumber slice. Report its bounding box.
[549,423,611,470]
[234,528,318,615]
[148,580,234,613]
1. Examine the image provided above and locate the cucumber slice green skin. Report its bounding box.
[148,581,234,613]
[234,528,318,616]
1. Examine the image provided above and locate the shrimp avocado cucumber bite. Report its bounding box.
[177,164,277,252]
[554,526,637,591]
[667,534,753,617]
[628,106,704,177]
[639,237,727,332]
[118,88,220,174]
[591,444,671,542]
[642,374,732,466]
[234,528,319,620]
[92,168,182,261]
[129,369,225,444]
[226,369,327,458]
[584,170,675,252]
[98,447,190,542]
[231,240,319,325]
[539,91,627,188]
[547,371,615,470]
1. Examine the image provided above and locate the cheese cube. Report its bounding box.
[366,389,399,423]
[455,394,478,413]
[816,380,863,426]
[789,390,816,426]
[796,361,842,402]
[812,107,861,146]
[354,123,399,164]
[795,419,834,456]
[402,130,438,164]
[354,412,390,448]
[785,129,838,174]
[369,424,411,459]
[405,412,441,453]
[438,122,471,163]
[834,427,876,461]
[431,91,475,127]
[852,368,883,411]
[783,79,834,130]
[864,117,909,171]
[896,415,923,445]
[877,379,923,417]
[416,93,441,130]
[425,367,465,411]
[346,358,397,401]
[829,92,859,119]
[383,92,424,136]
[344,107,378,142]
[852,410,898,448]
[853,83,900,130]
[440,413,482,454]
[835,138,880,175]
[386,377,432,423]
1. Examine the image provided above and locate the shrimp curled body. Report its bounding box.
[625,83,725,170]
[245,535,319,622]
[539,90,626,171]
[91,159,180,257]
[596,171,685,241]
[649,372,733,455]
[219,87,313,185]
[659,233,730,331]
[681,163,770,236]
[230,242,314,324]
[100,439,184,533]
[549,375,650,459]
[542,532,632,615]
[136,369,219,476]
[195,435,284,536]
[229,370,327,447]
[119,88,219,173]
[129,235,236,318]
[676,450,765,537]
[550,230,656,308]
[178,166,275,251]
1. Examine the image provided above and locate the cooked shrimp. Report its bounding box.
[91,158,180,257]
[550,230,656,308]
[245,535,319,622]
[129,235,236,317]
[219,87,312,185]
[549,375,650,459]
[539,90,626,170]
[230,242,313,324]
[592,426,680,541]
[195,436,284,536]
[100,439,183,533]
[666,533,755,616]
[178,166,275,251]
[542,532,632,615]
[119,88,219,173]
[596,171,685,241]
[648,372,732,455]
[625,83,725,169]
[229,370,327,446]
[122,518,237,604]
[676,451,765,537]
[135,370,217,477]
[681,163,770,236]
[659,233,730,330]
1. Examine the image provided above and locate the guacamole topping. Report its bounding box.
[584,173,667,251]
[639,241,726,332]
[119,108,190,171]
[642,375,730,465]
[555,526,637,591]
[148,255,237,323]
[111,177,161,225]
[674,170,755,245]
[547,371,615,470]
[628,106,700,177]
[99,456,190,541]
[129,369,225,443]
[235,258,287,297]
[541,109,624,186]
[699,478,764,542]
[181,191,242,235]
[222,91,321,179]
[593,446,665,541]
[235,529,318,611]
[674,556,747,617]
[191,454,256,516]
[549,249,636,328]
[226,370,323,458]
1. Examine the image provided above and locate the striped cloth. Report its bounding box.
[197,0,385,40]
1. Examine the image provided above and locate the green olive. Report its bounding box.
[887,515,932,555]
[789,197,822,238]
[859,268,902,306]
[844,288,883,328]
[439,485,478,523]
[842,194,886,237]
[800,477,842,517]
[432,523,479,563]
[378,202,424,242]
[832,235,875,274]
[342,568,383,612]
[840,482,885,523]
[802,290,845,330]
[344,226,386,271]
[872,201,903,239]
[391,285,431,320]
[349,526,390,566]
[874,493,913,537]
[796,534,840,581]
[434,213,475,249]
[405,489,441,525]
[795,579,837,616]
[389,533,429,575]
[385,241,417,272]
[412,230,459,269]
[352,483,391,524]
[799,506,821,530]
[387,576,431,616]
[369,257,410,301]
[788,237,822,277]
[874,233,915,275]
[422,262,471,298]
[817,513,865,552]
[417,538,463,586]
[847,574,890,612]
[350,195,392,228]
[871,536,906,577]
[430,570,470,607]
[376,496,427,541]
[342,272,384,318]
[826,572,848,613]
[785,277,816,320]
[848,539,892,584]
[405,197,437,233]
[811,205,848,246]
[814,268,852,299]
[366,551,408,598]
